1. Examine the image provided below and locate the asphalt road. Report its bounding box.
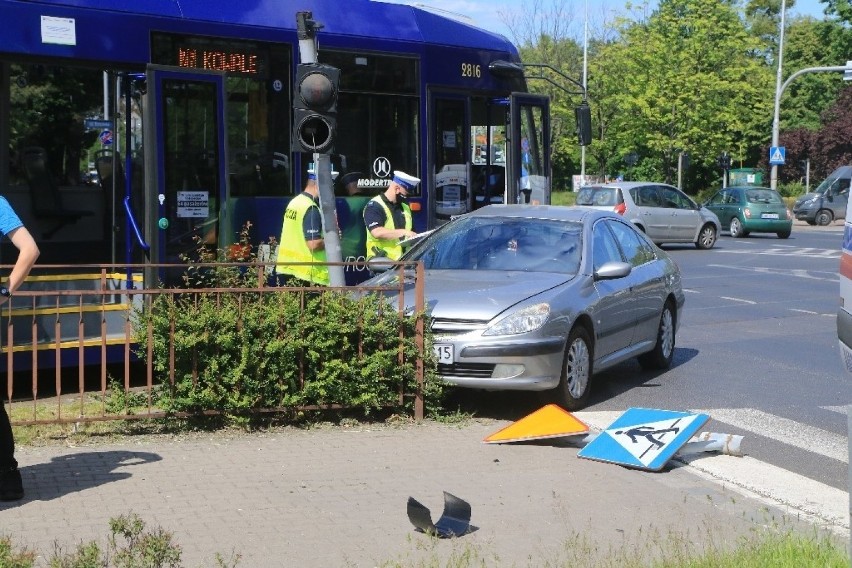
[448,220,851,535]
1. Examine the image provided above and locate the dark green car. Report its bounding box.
[704,186,793,239]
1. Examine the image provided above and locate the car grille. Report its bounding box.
[438,362,495,378]
[430,317,487,337]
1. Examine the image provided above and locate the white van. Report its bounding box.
[837,197,852,373]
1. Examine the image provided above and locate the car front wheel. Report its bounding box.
[816,209,833,226]
[638,301,675,370]
[554,326,592,411]
[695,223,717,249]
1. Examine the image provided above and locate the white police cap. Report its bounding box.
[392,170,420,190]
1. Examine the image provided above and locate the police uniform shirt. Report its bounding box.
[364,194,407,232]
[301,192,323,241]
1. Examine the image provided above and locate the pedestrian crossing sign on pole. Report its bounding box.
[769,146,786,166]
[577,408,709,471]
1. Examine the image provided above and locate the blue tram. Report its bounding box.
[0,0,552,365]
[0,0,550,276]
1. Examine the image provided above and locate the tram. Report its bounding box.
[0,0,557,365]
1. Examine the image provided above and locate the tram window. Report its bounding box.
[152,33,292,197]
[322,52,418,95]
[8,64,110,189]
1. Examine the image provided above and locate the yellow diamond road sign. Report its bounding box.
[483,404,589,443]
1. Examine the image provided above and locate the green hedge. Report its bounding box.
[132,233,442,421]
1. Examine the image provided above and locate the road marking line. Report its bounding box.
[691,408,848,463]
[575,410,849,536]
[720,296,757,304]
[822,405,851,415]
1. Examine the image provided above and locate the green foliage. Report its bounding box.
[108,514,182,568]
[133,230,442,423]
[0,536,35,568]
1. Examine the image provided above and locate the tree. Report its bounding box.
[592,0,773,188]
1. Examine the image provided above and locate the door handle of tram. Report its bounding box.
[124,197,151,257]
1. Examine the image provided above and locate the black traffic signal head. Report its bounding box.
[575,102,592,146]
[293,63,339,153]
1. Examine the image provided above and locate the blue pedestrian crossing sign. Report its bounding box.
[577,408,709,471]
[769,146,785,165]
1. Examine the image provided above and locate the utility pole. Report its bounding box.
[770,0,787,190]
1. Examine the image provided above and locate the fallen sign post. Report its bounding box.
[580,431,744,457]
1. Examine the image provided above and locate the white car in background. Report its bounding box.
[575,181,720,249]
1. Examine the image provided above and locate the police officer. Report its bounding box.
[363,170,418,261]
[275,164,338,286]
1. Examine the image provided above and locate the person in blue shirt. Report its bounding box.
[0,197,39,501]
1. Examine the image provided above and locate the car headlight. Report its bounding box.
[483,303,550,336]
[802,197,818,207]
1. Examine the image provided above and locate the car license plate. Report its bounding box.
[433,343,454,364]
[761,213,779,219]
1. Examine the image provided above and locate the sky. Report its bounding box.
[379,0,830,42]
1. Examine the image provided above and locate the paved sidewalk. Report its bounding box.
[0,418,829,567]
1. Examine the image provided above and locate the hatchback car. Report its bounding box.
[575,182,720,249]
[703,186,792,238]
[361,205,685,410]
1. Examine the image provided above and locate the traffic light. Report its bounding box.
[716,153,732,171]
[575,102,592,146]
[292,63,339,154]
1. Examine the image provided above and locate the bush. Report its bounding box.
[132,228,443,423]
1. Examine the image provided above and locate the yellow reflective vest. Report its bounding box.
[276,193,329,285]
[364,197,412,261]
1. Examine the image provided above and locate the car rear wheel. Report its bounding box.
[777,230,791,239]
[816,209,833,226]
[638,301,675,370]
[554,326,592,411]
[695,223,717,249]
[729,217,746,238]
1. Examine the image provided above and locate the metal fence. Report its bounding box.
[2,261,427,426]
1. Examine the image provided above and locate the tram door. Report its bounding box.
[144,66,230,283]
[432,95,470,225]
[507,93,550,205]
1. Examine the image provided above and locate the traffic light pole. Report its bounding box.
[313,153,345,286]
[296,12,345,287]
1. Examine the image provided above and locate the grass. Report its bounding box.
[376,527,849,568]
[2,517,846,567]
[551,190,577,206]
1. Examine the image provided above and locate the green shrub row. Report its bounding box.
[131,231,443,422]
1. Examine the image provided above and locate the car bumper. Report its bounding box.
[435,336,565,391]
[793,208,815,221]
[742,219,793,232]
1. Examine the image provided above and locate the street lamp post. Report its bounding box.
[770,0,787,191]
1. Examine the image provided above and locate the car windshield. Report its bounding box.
[813,167,852,195]
[406,216,582,274]
[576,187,618,206]
[745,189,783,204]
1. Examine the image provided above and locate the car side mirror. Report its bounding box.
[366,255,396,273]
[594,261,631,281]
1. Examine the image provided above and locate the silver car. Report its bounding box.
[575,181,720,249]
[361,205,685,410]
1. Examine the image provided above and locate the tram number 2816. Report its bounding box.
[461,63,481,78]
